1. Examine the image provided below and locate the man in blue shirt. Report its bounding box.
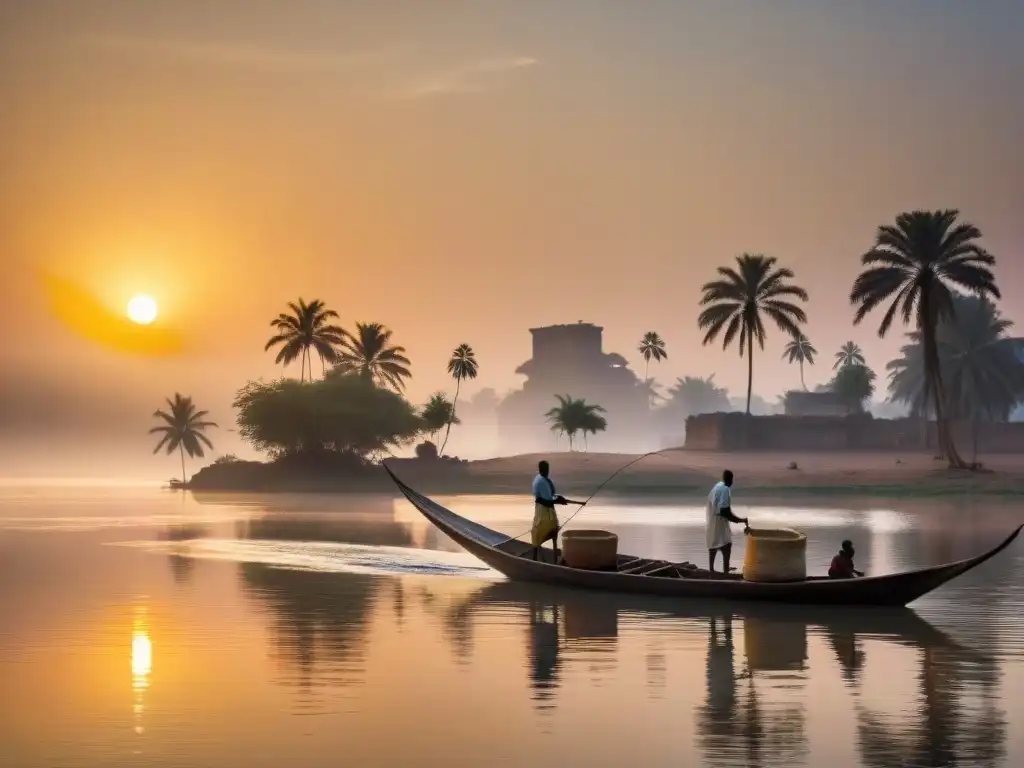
[531,460,568,561]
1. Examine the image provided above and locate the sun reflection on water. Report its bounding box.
[131,606,152,737]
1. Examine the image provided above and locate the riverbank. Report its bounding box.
[187,450,1024,498]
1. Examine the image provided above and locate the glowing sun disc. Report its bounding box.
[127,294,158,325]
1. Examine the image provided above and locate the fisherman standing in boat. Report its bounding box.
[532,460,569,561]
[706,470,749,574]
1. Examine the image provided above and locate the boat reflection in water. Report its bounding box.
[449,582,1006,766]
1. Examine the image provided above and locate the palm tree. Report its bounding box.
[782,334,817,391]
[149,393,217,485]
[421,393,457,445]
[886,336,929,418]
[850,209,1000,468]
[638,332,668,381]
[579,409,608,451]
[834,341,866,371]
[439,343,478,455]
[333,322,412,392]
[636,378,664,409]
[887,296,1024,463]
[941,299,1024,462]
[545,395,607,451]
[264,298,348,381]
[698,254,809,414]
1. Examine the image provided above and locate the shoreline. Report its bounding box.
[186,450,1024,499]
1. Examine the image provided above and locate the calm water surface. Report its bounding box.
[1,485,1023,767]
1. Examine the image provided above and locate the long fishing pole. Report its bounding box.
[496,450,678,546]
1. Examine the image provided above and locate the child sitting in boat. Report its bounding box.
[829,540,864,579]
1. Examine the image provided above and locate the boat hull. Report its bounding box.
[384,465,1022,607]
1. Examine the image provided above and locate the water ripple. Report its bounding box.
[108,537,502,580]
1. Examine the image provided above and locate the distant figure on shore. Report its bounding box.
[828,540,864,579]
[532,460,568,561]
[706,470,749,574]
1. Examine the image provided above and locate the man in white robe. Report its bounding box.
[706,470,748,574]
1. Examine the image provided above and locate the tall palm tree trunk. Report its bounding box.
[439,377,461,456]
[745,326,754,415]
[972,413,980,466]
[645,358,650,381]
[179,443,187,485]
[799,359,807,391]
[920,300,966,469]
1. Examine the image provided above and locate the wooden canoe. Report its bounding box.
[384,465,1022,607]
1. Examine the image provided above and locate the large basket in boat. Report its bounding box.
[742,527,807,583]
[561,529,618,570]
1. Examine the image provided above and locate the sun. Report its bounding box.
[126,294,158,325]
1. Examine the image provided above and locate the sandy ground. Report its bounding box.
[457,450,1024,496]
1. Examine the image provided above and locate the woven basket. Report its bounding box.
[561,529,618,570]
[743,617,808,671]
[742,527,807,583]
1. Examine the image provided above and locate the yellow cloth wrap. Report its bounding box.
[531,503,559,547]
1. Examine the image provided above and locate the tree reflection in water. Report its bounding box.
[159,523,209,585]
[239,562,381,710]
[230,512,414,709]
[855,632,1006,768]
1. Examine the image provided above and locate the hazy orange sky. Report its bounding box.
[2,1,1023,472]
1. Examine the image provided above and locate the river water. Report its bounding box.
[1,485,1022,767]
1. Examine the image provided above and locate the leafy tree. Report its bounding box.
[638,331,668,381]
[150,393,217,483]
[698,254,809,414]
[544,394,607,451]
[439,343,478,455]
[663,375,731,416]
[264,299,347,381]
[421,392,458,444]
[332,322,411,392]
[415,441,439,460]
[850,209,999,468]
[460,388,500,422]
[829,364,877,414]
[233,374,421,459]
[782,334,817,391]
[834,341,866,371]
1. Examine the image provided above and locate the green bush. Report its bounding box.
[233,374,423,459]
